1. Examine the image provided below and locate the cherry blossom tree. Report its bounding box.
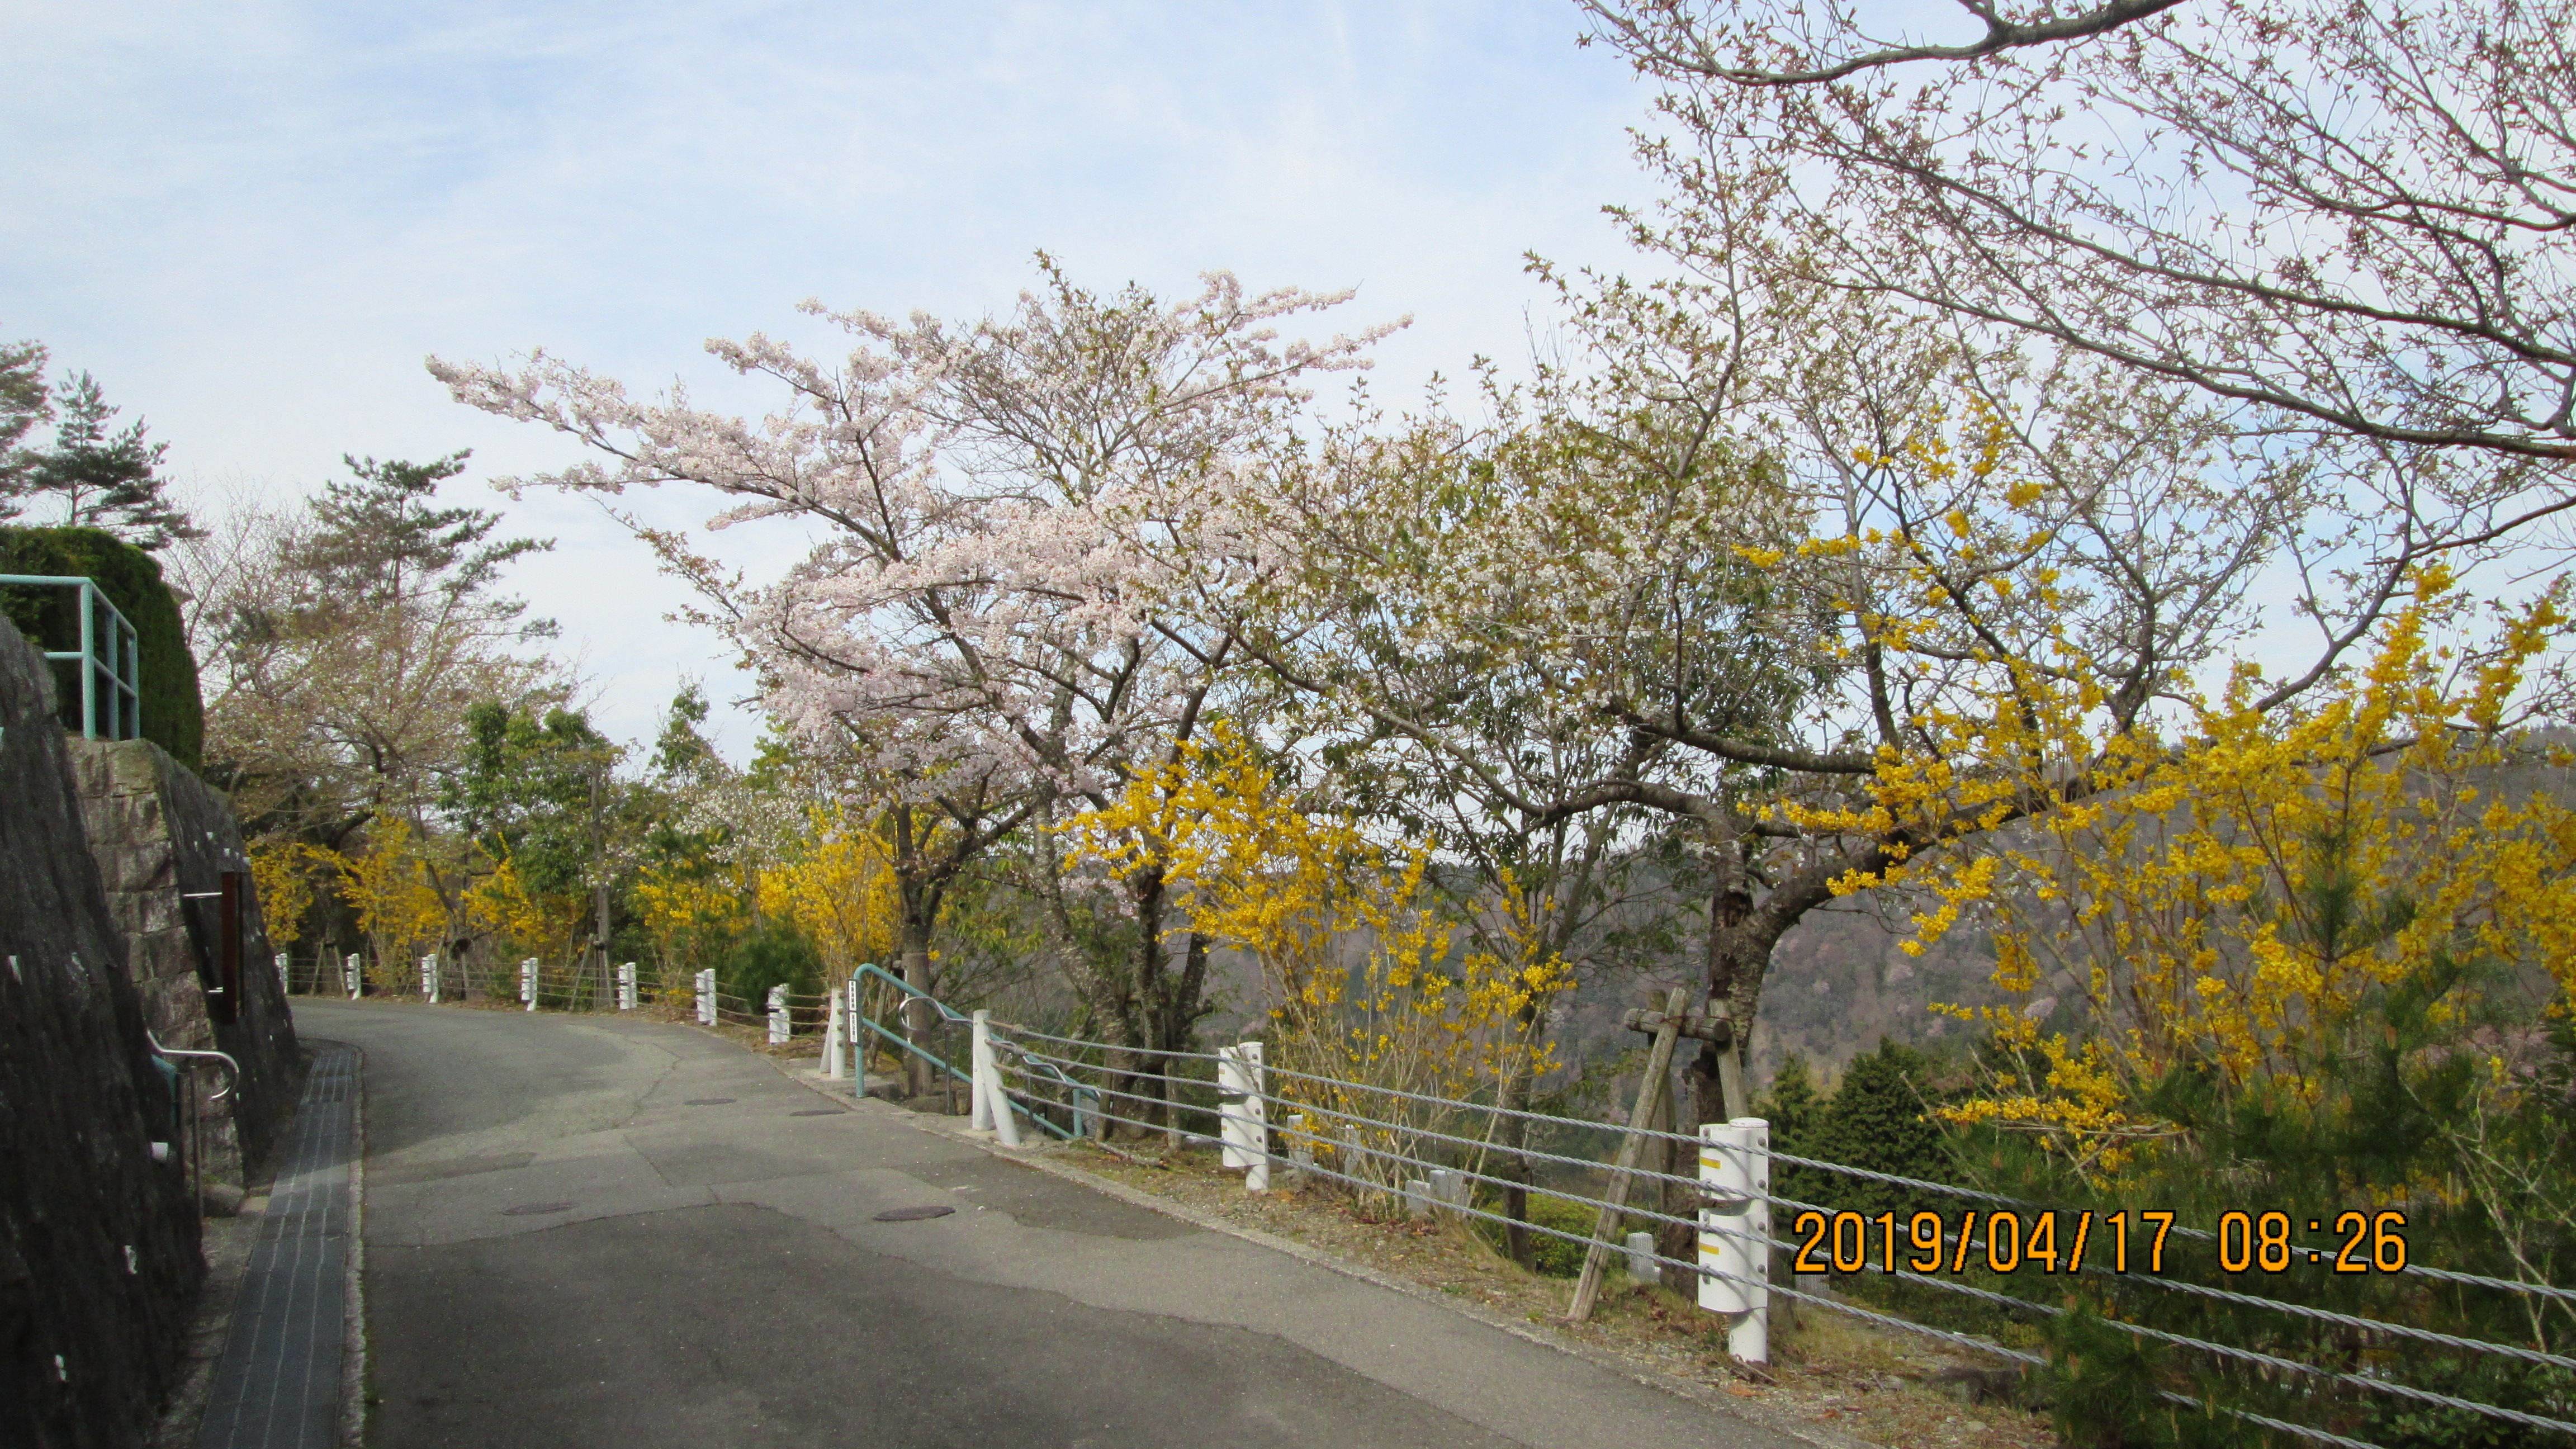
[430,259,1395,1082]
[1214,233,2483,1167]
[1578,0,2576,543]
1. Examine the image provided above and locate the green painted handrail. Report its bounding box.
[0,574,140,742]
[845,963,1072,1140]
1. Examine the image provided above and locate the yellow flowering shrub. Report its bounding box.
[1906,572,2576,1176]
[321,819,451,992]
[1063,722,1574,1191]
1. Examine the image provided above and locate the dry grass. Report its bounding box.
[1066,1141,2058,1449]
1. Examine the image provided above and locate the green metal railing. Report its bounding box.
[847,963,1074,1140]
[0,574,142,741]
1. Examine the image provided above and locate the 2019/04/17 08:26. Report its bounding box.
[1785,1208,2412,1276]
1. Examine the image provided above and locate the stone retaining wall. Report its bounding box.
[0,618,203,1449]
[68,738,301,1190]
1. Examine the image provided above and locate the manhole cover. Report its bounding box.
[501,1202,576,1216]
[873,1205,956,1222]
[683,1098,735,1106]
[790,1109,844,1117]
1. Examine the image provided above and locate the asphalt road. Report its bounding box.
[299,998,1800,1449]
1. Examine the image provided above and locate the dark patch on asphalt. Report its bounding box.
[375,1150,537,1185]
[897,1154,1198,1241]
[501,1202,577,1216]
[873,1204,956,1221]
[681,1097,735,1106]
[789,1108,844,1116]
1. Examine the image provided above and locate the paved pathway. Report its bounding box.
[297,998,1798,1449]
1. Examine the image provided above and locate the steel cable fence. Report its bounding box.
[982,1022,2576,1448]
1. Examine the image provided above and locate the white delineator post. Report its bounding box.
[767,984,790,1045]
[276,952,290,995]
[1217,1041,1270,1192]
[822,989,846,1078]
[694,968,716,1026]
[520,958,538,1011]
[420,953,439,1003]
[969,1011,1021,1147]
[617,962,637,1011]
[1698,1116,1772,1365]
[344,952,361,1000]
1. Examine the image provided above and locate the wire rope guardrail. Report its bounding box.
[970,1020,2576,1449]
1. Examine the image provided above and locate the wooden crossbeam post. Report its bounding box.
[1569,986,1727,1322]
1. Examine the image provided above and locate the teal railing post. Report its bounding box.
[75,578,96,737]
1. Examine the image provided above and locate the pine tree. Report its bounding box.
[1810,1039,1949,1221]
[4,371,195,549]
[288,452,548,619]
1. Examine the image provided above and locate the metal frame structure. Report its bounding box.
[0,573,141,741]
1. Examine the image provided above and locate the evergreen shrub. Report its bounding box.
[0,525,202,769]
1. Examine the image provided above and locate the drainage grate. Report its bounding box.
[195,1046,357,1449]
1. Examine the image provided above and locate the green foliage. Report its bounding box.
[1958,834,2576,1449]
[1755,1053,1825,1211]
[2356,1358,2576,1449]
[1472,1191,1597,1277]
[1808,1039,1952,1221]
[723,922,821,1014]
[446,700,613,897]
[0,524,204,769]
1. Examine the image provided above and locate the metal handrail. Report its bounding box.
[0,574,141,741]
[842,964,1072,1140]
[148,1033,242,1216]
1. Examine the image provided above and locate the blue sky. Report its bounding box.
[2,1,1659,756]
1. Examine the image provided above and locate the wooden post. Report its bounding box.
[1570,987,1736,1322]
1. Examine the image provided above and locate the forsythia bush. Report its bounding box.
[1066,723,1573,1192]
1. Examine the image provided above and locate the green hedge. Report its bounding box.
[0,526,203,770]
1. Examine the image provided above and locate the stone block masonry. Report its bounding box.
[67,737,301,1192]
[0,617,205,1449]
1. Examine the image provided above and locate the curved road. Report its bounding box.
[299,998,1796,1449]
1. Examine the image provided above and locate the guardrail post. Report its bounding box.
[1286,1112,1313,1185]
[767,984,789,1044]
[695,969,716,1026]
[1698,1116,1771,1365]
[1217,1041,1270,1190]
[520,957,538,1011]
[343,952,360,1000]
[420,953,439,1003]
[617,962,637,1011]
[969,1011,995,1130]
[969,1011,1022,1147]
[1242,1043,1268,1191]
[1073,1086,1100,1141]
[823,990,846,1078]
